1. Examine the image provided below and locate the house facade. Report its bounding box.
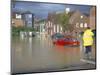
[89,6,96,30]
[12,12,24,27]
[45,20,63,35]
[69,10,89,34]
[45,10,89,36]
[12,12,34,28]
[45,12,63,36]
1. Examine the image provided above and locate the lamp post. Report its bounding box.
[65,8,70,14]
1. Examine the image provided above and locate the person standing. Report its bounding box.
[83,27,94,59]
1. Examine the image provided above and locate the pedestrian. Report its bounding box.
[82,27,94,59]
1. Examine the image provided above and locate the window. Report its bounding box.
[12,20,14,24]
[84,23,87,28]
[28,14,32,18]
[60,26,63,32]
[76,23,79,28]
[80,23,83,28]
[54,25,56,33]
[57,25,59,33]
[16,14,22,19]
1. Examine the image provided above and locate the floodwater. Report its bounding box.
[11,34,96,74]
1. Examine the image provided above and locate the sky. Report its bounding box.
[12,1,93,19]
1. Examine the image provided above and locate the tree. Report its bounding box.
[57,12,71,32]
[47,12,73,33]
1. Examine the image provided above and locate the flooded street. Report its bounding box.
[11,34,95,74]
[10,2,96,74]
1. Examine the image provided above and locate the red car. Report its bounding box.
[53,38,65,45]
[53,38,80,46]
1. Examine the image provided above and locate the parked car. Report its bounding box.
[53,37,80,46]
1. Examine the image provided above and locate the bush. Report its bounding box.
[11,26,36,36]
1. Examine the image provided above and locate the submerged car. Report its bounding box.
[64,38,80,46]
[53,37,80,46]
[51,33,64,39]
[51,33,64,44]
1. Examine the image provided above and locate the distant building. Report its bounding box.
[23,12,34,28]
[89,6,96,30]
[12,12,24,27]
[46,13,63,35]
[34,18,40,31]
[45,20,63,35]
[12,11,34,28]
[69,10,89,35]
[46,10,89,36]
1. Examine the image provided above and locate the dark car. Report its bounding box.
[51,33,64,39]
[51,33,64,45]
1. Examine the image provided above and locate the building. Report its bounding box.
[46,10,89,36]
[12,11,34,28]
[45,21,63,35]
[69,10,89,34]
[45,13,63,36]
[89,6,96,30]
[12,12,24,27]
[34,18,40,31]
[23,12,34,28]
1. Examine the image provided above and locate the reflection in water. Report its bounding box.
[11,35,93,74]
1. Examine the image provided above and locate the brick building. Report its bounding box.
[12,11,34,28]
[89,6,96,30]
[45,10,89,36]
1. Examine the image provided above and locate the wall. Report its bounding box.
[90,6,96,30]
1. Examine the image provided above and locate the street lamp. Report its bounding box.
[80,15,83,19]
[65,8,70,14]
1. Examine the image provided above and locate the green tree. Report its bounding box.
[57,12,71,32]
[47,12,73,32]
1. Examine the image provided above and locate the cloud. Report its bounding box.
[12,1,92,19]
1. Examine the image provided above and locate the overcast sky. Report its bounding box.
[12,1,93,19]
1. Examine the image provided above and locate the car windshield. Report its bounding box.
[54,33,64,38]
